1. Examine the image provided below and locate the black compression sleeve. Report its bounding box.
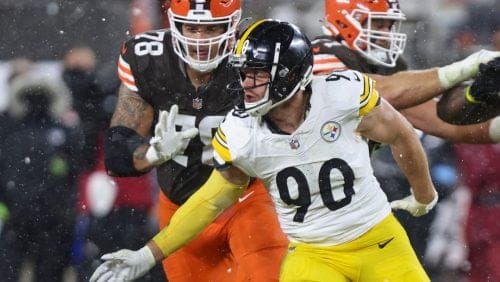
[104,126,147,177]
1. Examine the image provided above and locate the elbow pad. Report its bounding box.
[104,126,147,176]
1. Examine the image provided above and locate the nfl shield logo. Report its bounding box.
[289,137,300,150]
[192,98,203,110]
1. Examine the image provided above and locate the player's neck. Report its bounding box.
[268,91,307,134]
[186,65,213,90]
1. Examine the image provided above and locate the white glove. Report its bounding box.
[438,50,500,89]
[145,105,198,165]
[89,246,156,282]
[390,191,438,217]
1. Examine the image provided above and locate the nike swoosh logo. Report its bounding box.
[378,237,394,249]
[238,191,255,203]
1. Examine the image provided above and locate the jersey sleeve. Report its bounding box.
[359,74,380,116]
[313,53,347,75]
[212,121,233,166]
[117,42,139,92]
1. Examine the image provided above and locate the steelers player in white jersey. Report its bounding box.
[89,19,437,282]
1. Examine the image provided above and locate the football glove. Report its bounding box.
[467,56,500,104]
[390,191,438,217]
[438,50,500,89]
[145,104,198,166]
[89,246,155,282]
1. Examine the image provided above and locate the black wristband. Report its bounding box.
[104,126,147,176]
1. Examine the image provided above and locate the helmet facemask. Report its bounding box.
[168,8,241,72]
[323,0,407,68]
[352,9,407,67]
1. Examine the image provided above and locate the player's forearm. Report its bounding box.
[402,101,496,144]
[390,127,436,204]
[133,144,157,172]
[151,169,248,257]
[371,68,443,110]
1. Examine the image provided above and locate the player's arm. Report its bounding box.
[104,84,156,176]
[369,50,500,110]
[89,166,249,282]
[149,166,249,259]
[357,98,437,208]
[400,99,499,143]
[369,69,442,110]
[105,46,198,177]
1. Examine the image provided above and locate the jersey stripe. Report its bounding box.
[359,75,380,116]
[212,127,232,162]
[118,55,138,92]
[313,55,347,74]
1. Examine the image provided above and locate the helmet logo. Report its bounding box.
[191,0,209,11]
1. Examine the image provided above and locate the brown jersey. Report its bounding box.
[118,29,239,205]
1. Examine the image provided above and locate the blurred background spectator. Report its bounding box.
[60,46,163,281]
[0,67,85,281]
[454,143,500,282]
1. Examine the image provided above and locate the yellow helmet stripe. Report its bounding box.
[234,19,268,55]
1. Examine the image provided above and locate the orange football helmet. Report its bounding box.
[168,0,241,72]
[324,0,407,67]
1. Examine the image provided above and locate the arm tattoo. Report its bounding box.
[111,84,152,133]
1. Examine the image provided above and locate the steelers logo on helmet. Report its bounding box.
[320,121,341,142]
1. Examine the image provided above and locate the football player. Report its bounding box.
[313,0,500,143]
[96,0,287,281]
[90,20,437,281]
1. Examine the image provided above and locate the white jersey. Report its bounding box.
[213,70,391,245]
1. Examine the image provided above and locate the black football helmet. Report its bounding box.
[228,19,313,116]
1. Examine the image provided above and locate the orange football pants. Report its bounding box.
[158,179,288,282]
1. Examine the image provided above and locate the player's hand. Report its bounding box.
[390,191,438,217]
[145,104,198,166]
[468,56,500,104]
[438,50,500,89]
[89,246,156,282]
